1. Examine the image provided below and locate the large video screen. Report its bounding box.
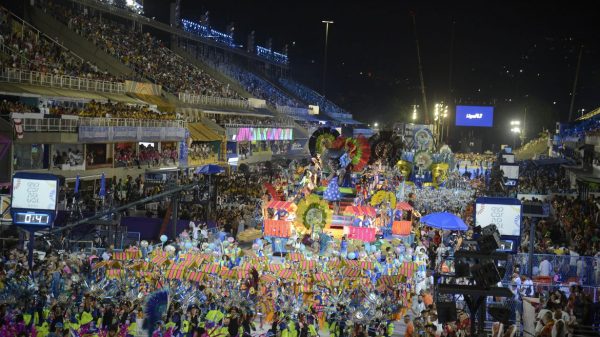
[11,178,58,210]
[500,164,519,180]
[455,105,494,127]
[475,198,521,236]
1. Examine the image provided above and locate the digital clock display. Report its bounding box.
[14,212,50,225]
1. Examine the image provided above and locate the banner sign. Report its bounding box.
[124,80,162,96]
[226,141,238,159]
[288,138,308,155]
[112,126,138,142]
[227,127,293,141]
[79,126,185,143]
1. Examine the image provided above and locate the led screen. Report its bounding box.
[475,203,521,236]
[11,178,58,210]
[455,105,494,127]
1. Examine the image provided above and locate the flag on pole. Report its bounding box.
[99,173,106,197]
[74,174,80,194]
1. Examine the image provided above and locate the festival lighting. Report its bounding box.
[510,120,521,134]
[181,19,236,48]
[412,105,418,121]
[256,46,289,64]
[434,102,448,143]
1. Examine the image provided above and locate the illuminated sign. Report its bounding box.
[11,172,60,229]
[455,105,494,127]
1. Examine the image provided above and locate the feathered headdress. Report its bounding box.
[144,290,169,332]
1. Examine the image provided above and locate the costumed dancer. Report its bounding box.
[323,158,343,214]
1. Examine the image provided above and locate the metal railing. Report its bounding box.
[19,116,79,132]
[0,68,125,94]
[223,122,295,128]
[79,117,184,128]
[12,115,184,132]
[509,253,600,287]
[276,104,310,116]
[329,112,354,120]
[178,92,250,109]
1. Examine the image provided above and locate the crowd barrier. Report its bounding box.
[11,113,184,132]
[16,115,79,133]
[276,104,310,116]
[178,92,250,109]
[0,68,125,93]
[442,252,599,287]
[501,253,600,287]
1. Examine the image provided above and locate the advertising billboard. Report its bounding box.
[455,105,494,127]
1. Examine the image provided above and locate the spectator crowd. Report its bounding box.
[0,7,115,80]
[42,1,242,99]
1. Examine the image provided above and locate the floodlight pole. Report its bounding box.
[322,20,334,96]
[411,12,429,124]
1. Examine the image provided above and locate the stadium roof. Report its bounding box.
[331,115,363,125]
[188,122,223,142]
[576,106,600,121]
[0,83,143,105]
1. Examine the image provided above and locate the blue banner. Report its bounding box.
[226,141,238,159]
[179,130,189,167]
[112,126,138,141]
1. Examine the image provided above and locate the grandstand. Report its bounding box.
[514,134,551,160]
[0,0,367,187]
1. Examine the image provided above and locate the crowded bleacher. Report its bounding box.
[208,60,302,108]
[517,162,571,194]
[41,1,242,99]
[279,78,350,116]
[0,7,114,80]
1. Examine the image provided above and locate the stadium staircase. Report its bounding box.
[27,6,136,78]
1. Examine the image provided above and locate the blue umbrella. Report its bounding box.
[195,164,224,175]
[420,212,468,231]
[74,174,80,194]
[99,173,106,197]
